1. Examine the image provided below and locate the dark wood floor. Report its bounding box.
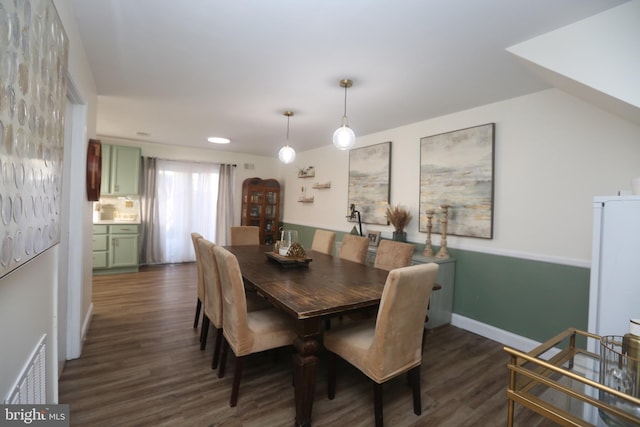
[58,263,552,426]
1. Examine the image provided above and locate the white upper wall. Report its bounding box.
[282,88,640,267]
[507,0,640,125]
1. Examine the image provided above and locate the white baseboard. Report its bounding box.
[451,313,542,352]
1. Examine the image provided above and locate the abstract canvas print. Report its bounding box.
[348,142,391,225]
[419,124,494,239]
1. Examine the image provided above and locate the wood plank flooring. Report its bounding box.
[58,263,552,426]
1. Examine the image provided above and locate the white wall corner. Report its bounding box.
[81,303,94,347]
[506,0,640,126]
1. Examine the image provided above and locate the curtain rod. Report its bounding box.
[143,156,236,167]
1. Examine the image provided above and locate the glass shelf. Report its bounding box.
[505,328,640,426]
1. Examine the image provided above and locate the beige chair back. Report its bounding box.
[339,235,369,264]
[311,230,336,255]
[213,246,252,355]
[373,240,415,271]
[230,226,260,245]
[213,245,296,407]
[190,232,205,301]
[368,263,438,382]
[197,238,223,329]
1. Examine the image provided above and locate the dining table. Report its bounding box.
[224,244,390,427]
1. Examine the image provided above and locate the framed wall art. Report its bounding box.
[419,123,495,239]
[367,231,381,247]
[0,0,69,278]
[348,141,391,225]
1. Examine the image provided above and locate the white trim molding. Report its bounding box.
[451,313,542,353]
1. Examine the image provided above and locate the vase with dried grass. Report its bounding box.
[385,204,412,242]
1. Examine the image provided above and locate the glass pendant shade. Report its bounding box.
[279,111,296,164]
[333,123,355,150]
[333,79,356,150]
[278,145,296,164]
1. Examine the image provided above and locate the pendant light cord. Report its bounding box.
[286,114,290,144]
[343,85,348,119]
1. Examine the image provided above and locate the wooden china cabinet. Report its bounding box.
[241,178,280,244]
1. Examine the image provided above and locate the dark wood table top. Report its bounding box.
[224,245,389,320]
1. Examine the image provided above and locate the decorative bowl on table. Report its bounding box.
[266,242,312,267]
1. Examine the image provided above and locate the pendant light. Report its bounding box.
[278,111,296,164]
[332,79,356,150]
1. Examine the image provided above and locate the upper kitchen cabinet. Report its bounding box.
[100,144,141,195]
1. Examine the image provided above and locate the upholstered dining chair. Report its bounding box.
[311,229,336,255]
[374,240,416,271]
[197,238,223,361]
[324,263,439,427]
[213,245,297,407]
[338,234,370,264]
[229,226,260,245]
[190,232,205,330]
[198,239,270,364]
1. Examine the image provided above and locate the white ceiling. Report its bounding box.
[68,0,627,158]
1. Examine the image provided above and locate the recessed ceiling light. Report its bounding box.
[136,131,150,137]
[208,137,231,144]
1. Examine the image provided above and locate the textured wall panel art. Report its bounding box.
[0,0,68,278]
[419,123,494,239]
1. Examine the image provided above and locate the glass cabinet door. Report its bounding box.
[241,178,280,244]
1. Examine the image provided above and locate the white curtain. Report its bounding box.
[215,164,235,245]
[155,159,220,263]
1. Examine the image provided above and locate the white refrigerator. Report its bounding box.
[588,195,640,337]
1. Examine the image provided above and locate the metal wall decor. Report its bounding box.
[0,0,69,278]
[348,141,391,225]
[419,123,494,239]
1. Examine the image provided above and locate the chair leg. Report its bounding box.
[193,298,202,328]
[422,325,428,355]
[373,381,383,427]
[211,328,223,369]
[230,355,245,407]
[200,317,210,350]
[327,352,337,400]
[409,366,422,415]
[218,338,228,379]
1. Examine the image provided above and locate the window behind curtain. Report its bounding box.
[156,159,219,263]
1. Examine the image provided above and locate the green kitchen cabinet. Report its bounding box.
[99,145,111,195]
[92,225,109,269]
[100,144,141,195]
[93,224,139,274]
[109,225,139,268]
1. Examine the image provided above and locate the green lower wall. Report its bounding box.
[451,249,589,342]
[283,223,590,343]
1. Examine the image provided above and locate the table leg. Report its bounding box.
[292,319,322,427]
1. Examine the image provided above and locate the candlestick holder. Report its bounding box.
[422,209,435,257]
[436,204,450,259]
